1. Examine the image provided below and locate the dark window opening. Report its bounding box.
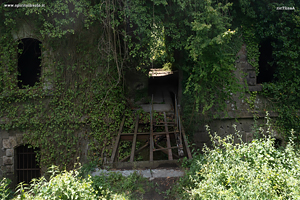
[17,38,42,89]
[257,39,278,84]
[15,144,40,185]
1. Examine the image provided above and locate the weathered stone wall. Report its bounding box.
[193,116,279,151]
[0,130,25,186]
[193,43,279,150]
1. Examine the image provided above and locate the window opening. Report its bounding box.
[17,38,42,89]
[16,144,40,185]
[257,39,278,84]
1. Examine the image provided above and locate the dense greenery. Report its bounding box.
[172,114,300,199]
[235,0,300,140]
[2,114,300,199]
[0,0,300,170]
[0,164,148,199]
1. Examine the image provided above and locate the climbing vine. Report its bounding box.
[1,0,300,170]
[0,0,129,169]
[236,0,300,140]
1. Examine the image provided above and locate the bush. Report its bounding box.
[0,178,12,200]
[12,164,146,200]
[14,166,97,200]
[91,171,147,199]
[175,113,300,199]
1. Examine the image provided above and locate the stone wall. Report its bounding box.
[193,116,279,151]
[0,130,25,186]
[193,43,280,150]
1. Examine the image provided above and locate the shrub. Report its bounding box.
[12,164,146,200]
[91,171,147,199]
[0,178,12,200]
[175,113,300,199]
[13,166,97,200]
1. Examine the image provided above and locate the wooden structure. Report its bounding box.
[110,95,192,166]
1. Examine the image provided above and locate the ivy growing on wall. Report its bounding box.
[0,0,299,170]
[236,0,300,139]
[0,0,129,169]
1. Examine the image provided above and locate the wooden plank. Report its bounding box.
[150,95,154,161]
[153,146,181,151]
[110,115,125,163]
[180,118,192,159]
[164,112,173,160]
[121,132,150,135]
[130,115,139,162]
[177,114,185,157]
[121,131,178,135]
[154,143,180,159]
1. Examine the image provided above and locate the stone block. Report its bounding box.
[5,165,13,173]
[249,85,262,91]
[2,139,11,149]
[8,136,17,148]
[16,134,23,145]
[6,149,13,157]
[246,132,253,143]
[249,71,256,78]
[3,156,12,165]
[193,132,210,143]
[0,130,9,139]
[247,77,256,86]
[242,121,253,132]
[241,62,254,70]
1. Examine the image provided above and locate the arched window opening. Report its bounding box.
[257,39,278,84]
[17,38,42,89]
[15,144,40,185]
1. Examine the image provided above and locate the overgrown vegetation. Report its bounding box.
[172,113,300,199]
[0,0,299,171]
[3,113,300,199]
[234,0,300,140]
[5,164,148,200]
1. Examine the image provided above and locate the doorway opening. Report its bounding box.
[15,144,41,185]
[146,69,178,112]
[17,38,42,89]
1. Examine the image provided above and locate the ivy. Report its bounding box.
[236,0,300,140]
[1,0,300,170]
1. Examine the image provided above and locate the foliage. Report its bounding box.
[14,166,97,200]
[0,0,128,169]
[91,171,147,199]
[11,163,149,200]
[78,161,148,199]
[235,0,300,139]
[0,178,12,200]
[173,113,300,199]
[1,0,300,171]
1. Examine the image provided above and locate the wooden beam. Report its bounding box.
[121,132,150,135]
[150,95,154,161]
[110,115,125,163]
[180,118,192,159]
[154,143,180,159]
[164,112,173,160]
[130,115,139,162]
[153,146,181,151]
